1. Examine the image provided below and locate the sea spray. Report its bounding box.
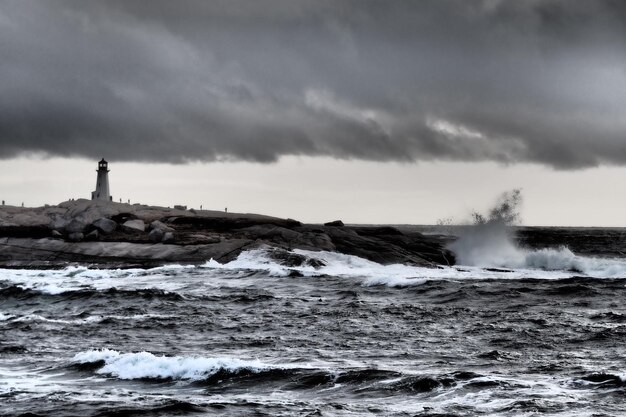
[446,190,626,277]
[448,189,525,267]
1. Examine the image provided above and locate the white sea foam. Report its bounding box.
[205,248,440,285]
[0,312,14,321]
[72,349,274,381]
[8,313,172,325]
[203,247,626,285]
[415,373,590,417]
[1,242,625,297]
[13,314,103,325]
[0,264,193,295]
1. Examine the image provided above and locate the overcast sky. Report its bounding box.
[1,1,625,225]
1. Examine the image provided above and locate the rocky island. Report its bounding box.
[0,200,455,269]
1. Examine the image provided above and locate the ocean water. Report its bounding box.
[1,227,626,416]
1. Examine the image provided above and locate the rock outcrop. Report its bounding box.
[122,219,145,232]
[93,218,117,234]
[0,200,455,269]
[324,220,345,227]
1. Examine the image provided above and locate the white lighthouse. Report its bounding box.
[91,158,112,201]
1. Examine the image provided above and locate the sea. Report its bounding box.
[1,225,626,416]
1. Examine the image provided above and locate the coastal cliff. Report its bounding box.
[0,200,454,269]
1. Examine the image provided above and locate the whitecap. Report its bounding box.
[71,349,275,381]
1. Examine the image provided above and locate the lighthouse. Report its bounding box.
[91,158,112,201]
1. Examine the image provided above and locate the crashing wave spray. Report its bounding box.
[448,189,526,267]
[447,190,626,277]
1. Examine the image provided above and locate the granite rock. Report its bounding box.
[93,218,117,234]
[0,200,456,268]
[122,220,145,232]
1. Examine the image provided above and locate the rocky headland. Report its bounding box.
[0,200,455,269]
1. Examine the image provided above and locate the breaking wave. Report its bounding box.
[204,249,434,285]
[523,247,626,276]
[446,189,626,278]
[4,248,622,299]
[204,247,626,282]
[71,349,544,395]
[71,349,276,381]
[449,243,626,278]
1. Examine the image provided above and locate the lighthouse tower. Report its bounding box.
[91,158,112,201]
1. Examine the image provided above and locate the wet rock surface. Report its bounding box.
[0,200,454,269]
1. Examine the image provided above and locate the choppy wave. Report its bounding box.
[1,312,176,326]
[73,350,558,395]
[0,264,196,296]
[574,373,626,388]
[0,283,185,302]
[71,349,276,381]
[3,228,625,417]
[69,350,626,409]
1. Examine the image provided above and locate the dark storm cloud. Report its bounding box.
[1,0,625,168]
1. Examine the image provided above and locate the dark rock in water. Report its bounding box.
[484,268,514,273]
[93,218,117,234]
[264,247,326,268]
[306,258,326,268]
[324,220,344,227]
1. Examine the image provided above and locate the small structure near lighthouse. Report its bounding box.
[91,158,112,201]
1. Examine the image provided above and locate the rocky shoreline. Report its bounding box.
[0,200,455,269]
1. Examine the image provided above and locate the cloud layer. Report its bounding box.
[1,0,625,168]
